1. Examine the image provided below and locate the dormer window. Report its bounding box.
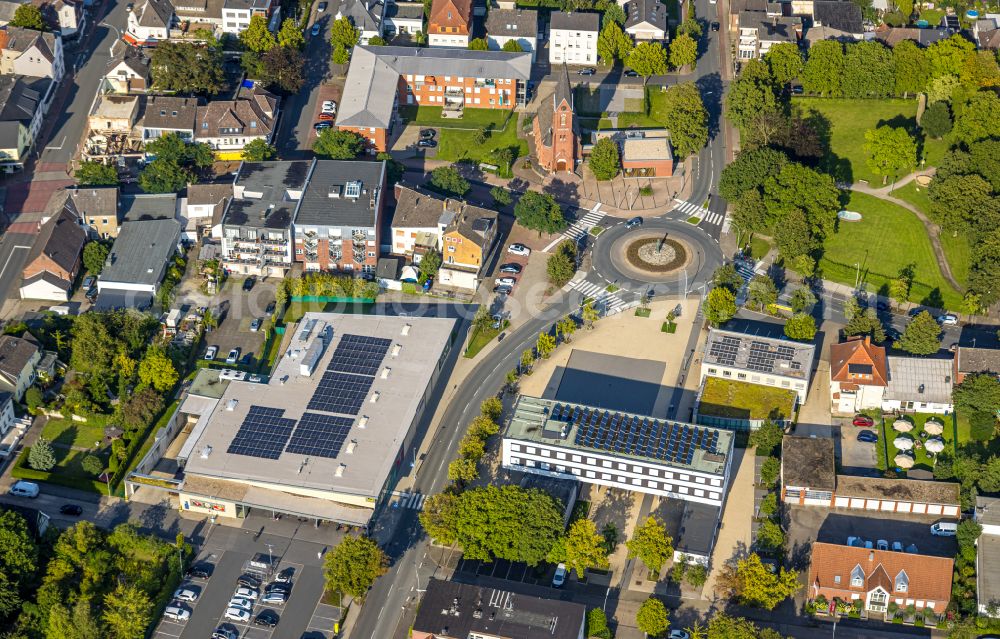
[250,121,257,128]
[202,122,209,129]
[850,565,864,588]
[895,570,908,593]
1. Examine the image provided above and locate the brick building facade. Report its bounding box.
[533,64,580,172]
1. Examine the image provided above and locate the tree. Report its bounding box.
[603,2,626,26]
[458,433,485,460]
[561,519,609,577]
[841,41,894,99]
[756,519,785,550]
[725,59,779,137]
[763,162,840,238]
[784,313,816,341]
[843,306,887,343]
[953,92,1000,145]
[419,492,458,544]
[0,510,37,582]
[83,242,109,275]
[801,40,844,96]
[765,42,803,85]
[705,287,737,326]
[261,45,305,92]
[587,608,612,639]
[957,519,983,550]
[748,420,784,457]
[536,332,556,359]
[636,598,669,637]
[25,386,43,413]
[669,33,697,70]
[28,437,56,471]
[626,516,674,574]
[140,158,193,193]
[150,41,225,94]
[429,165,470,197]
[146,132,213,167]
[277,18,305,49]
[655,82,708,159]
[760,456,780,486]
[330,17,360,49]
[953,372,1000,416]
[323,536,387,599]
[893,40,929,97]
[547,241,577,287]
[514,191,566,235]
[448,458,478,482]
[490,185,512,206]
[863,126,916,181]
[582,300,600,328]
[81,454,104,476]
[367,35,387,45]
[521,348,535,372]
[75,161,118,186]
[418,248,442,282]
[926,33,975,80]
[136,347,177,393]
[502,39,524,52]
[747,274,777,311]
[896,310,941,355]
[313,129,364,159]
[240,14,277,53]
[588,137,620,180]
[789,287,816,313]
[677,16,702,38]
[102,583,153,639]
[968,230,1000,307]
[332,43,350,65]
[241,138,276,162]
[480,396,503,422]
[597,21,632,64]
[733,553,800,610]
[713,264,744,294]
[10,4,45,30]
[468,37,489,50]
[626,41,667,81]
[718,147,787,202]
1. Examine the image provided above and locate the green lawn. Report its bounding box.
[889,181,932,215]
[792,98,950,185]
[748,236,771,260]
[436,121,528,166]
[890,182,971,286]
[881,413,952,473]
[698,377,797,421]
[464,321,508,359]
[42,415,110,449]
[398,106,514,129]
[817,191,964,309]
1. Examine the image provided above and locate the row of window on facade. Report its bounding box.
[705,367,806,390]
[509,457,720,499]
[508,443,723,485]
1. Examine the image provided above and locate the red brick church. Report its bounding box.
[533,64,580,173]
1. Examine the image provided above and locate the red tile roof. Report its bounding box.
[428,0,472,33]
[830,336,888,386]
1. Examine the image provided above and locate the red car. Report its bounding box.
[318,113,334,121]
[852,415,875,427]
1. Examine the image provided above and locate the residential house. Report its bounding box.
[36,0,84,38]
[68,186,120,238]
[973,16,1000,50]
[624,0,667,41]
[120,192,178,222]
[0,333,41,401]
[0,27,64,80]
[19,203,86,302]
[829,336,888,414]
[437,201,498,290]
[96,217,182,310]
[82,94,144,162]
[194,86,277,158]
[0,75,53,171]
[338,0,383,44]
[173,0,227,35]
[874,25,956,47]
[954,345,1000,383]
[532,64,580,173]
[781,436,836,507]
[700,327,815,403]
[390,183,450,259]
[975,495,1000,615]
[336,45,530,152]
[0,392,15,435]
[221,0,278,35]
[738,11,801,58]
[728,0,767,30]
[139,94,197,142]
[427,0,472,47]
[220,160,311,276]
[125,0,175,45]
[183,182,231,239]
[383,0,423,36]
[808,542,954,616]
[486,8,537,61]
[103,46,150,93]
[411,579,586,639]
[549,11,598,65]
[621,137,673,177]
[292,159,386,274]
[810,0,863,35]
[882,356,953,414]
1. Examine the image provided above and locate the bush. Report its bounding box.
[759,456,781,487]
[81,454,104,476]
[28,437,56,471]
[586,608,612,639]
[25,386,43,413]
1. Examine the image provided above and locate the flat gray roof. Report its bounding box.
[121,193,177,222]
[100,218,181,287]
[505,395,733,477]
[223,160,312,230]
[676,501,720,557]
[885,356,953,404]
[704,327,815,380]
[979,533,1000,612]
[183,313,457,500]
[295,160,385,229]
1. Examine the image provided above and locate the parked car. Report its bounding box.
[255,611,280,627]
[499,263,522,274]
[229,597,254,610]
[261,591,286,604]
[59,504,83,516]
[931,521,958,536]
[508,243,530,256]
[321,100,336,113]
[876,539,889,551]
[624,69,639,77]
[205,345,218,360]
[226,348,240,364]
[669,631,691,639]
[265,582,290,593]
[174,588,198,602]
[856,430,878,443]
[852,414,874,427]
[164,605,190,622]
[710,21,720,30]
[318,113,335,121]
[311,23,321,36]
[237,574,261,589]
[420,128,436,139]
[495,276,516,286]
[314,122,333,131]
[275,567,295,583]
[577,67,596,75]
[938,314,958,326]
[790,84,804,94]
[234,587,258,600]
[625,216,643,229]
[552,563,567,587]
[82,276,95,290]
[186,564,212,579]
[243,276,256,291]
[317,1,327,10]
[224,608,251,622]
[892,541,903,552]
[493,285,513,295]
[266,300,276,314]
[417,139,437,148]
[250,318,262,332]
[9,481,39,498]
[212,628,237,639]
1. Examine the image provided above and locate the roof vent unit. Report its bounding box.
[299,318,317,342]
[328,186,341,199]
[335,463,346,477]
[381,367,391,379]
[200,445,212,459]
[300,339,324,376]
[370,391,380,403]
[226,399,238,411]
[392,344,401,357]
[401,323,411,336]
[472,608,483,619]
[346,440,357,454]
[358,415,369,429]
[918,383,925,394]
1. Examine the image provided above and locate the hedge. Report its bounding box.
[11,448,108,494]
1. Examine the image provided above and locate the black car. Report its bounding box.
[710,21,719,31]
[254,611,280,627]
[59,504,83,516]
[624,69,639,77]
[265,582,290,594]
[577,67,596,75]
[856,430,878,443]
[317,0,327,9]
[625,216,643,229]
[499,263,522,274]
[237,574,261,589]
[266,300,276,314]
[275,567,295,583]
[419,128,436,139]
[186,564,213,579]
[417,139,437,148]
[242,276,256,292]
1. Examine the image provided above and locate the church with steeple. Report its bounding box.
[532,64,581,173]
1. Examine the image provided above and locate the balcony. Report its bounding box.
[474,79,495,88]
[304,237,318,250]
[305,251,318,261]
[259,237,287,247]
[303,229,317,238]
[352,230,367,242]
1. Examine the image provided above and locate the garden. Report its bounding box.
[698,377,798,422]
[879,413,955,473]
[398,105,527,168]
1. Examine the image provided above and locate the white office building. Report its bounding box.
[701,328,815,403]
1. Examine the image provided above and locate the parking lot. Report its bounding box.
[201,276,277,369]
[838,420,881,475]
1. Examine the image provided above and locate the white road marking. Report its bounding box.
[44,137,66,151]
[543,206,604,252]
[0,245,30,285]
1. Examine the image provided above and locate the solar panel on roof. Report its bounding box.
[227,406,296,459]
[308,371,374,414]
[286,412,353,458]
[326,333,392,376]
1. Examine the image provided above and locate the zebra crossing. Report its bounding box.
[394,491,426,510]
[543,204,604,252]
[567,278,628,314]
[735,260,757,285]
[674,199,724,226]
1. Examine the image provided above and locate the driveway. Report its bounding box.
[838,419,880,475]
[201,277,275,367]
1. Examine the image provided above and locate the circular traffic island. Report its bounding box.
[626,237,688,273]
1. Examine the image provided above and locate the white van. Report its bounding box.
[930,521,958,536]
[10,481,39,498]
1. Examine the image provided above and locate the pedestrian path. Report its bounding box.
[393,491,427,511]
[565,278,627,314]
[674,198,723,226]
[543,203,604,252]
[735,260,756,285]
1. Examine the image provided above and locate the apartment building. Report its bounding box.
[738,10,801,58]
[194,85,278,157]
[548,11,598,65]
[485,8,537,61]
